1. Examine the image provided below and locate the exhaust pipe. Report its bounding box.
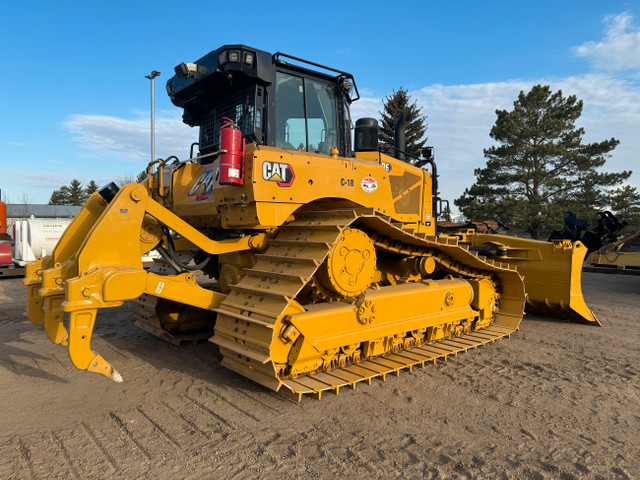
[394,107,410,161]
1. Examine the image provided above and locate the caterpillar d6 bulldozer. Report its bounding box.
[24,46,599,399]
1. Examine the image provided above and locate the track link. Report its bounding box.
[212,209,526,399]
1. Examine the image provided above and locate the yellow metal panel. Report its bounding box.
[26,284,45,326]
[291,280,474,352]
[44,295,68,345]
[103,269,147,302]
[169,144,434,231]
[144,272,225,311]
[466,234,599,325]
[286,279,476,375]
[51,192,108,262]
[75,186,149,273]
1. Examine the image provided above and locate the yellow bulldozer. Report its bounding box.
[24,46,599,399]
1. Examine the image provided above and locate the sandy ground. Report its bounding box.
[0,272,639,479]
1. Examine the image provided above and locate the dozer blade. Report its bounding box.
[467,234,599,325]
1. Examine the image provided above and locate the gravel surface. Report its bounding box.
[1,272,639,479]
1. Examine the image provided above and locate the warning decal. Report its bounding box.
[361,176,378,193]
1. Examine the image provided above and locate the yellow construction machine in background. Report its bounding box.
[24,45,599,399]
[586,229,640,273]
[546,210,640,276]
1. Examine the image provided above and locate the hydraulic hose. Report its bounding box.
[163,226,212,271]
[155,245,184,274]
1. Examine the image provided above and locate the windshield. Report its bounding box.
[275,72,337,155]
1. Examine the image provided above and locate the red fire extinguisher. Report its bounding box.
[219,117,245,186]
[0,197,6,236]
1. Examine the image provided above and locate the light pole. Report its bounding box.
[145,70,161,163]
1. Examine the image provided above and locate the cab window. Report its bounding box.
[275,72,337,155]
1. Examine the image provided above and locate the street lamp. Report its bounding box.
[145,70,161,163]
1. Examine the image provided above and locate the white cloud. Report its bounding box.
[2,169,85,203]
[62,110,197,162]
[350,96,383,123]
[5,169,74,189]
[353,74,640,209]
[574,13,640,71]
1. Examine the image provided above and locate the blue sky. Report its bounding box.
[1,0,639,210]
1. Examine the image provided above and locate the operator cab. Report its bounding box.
[166,45,359,162]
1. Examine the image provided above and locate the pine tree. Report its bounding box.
[379,88,427,159]
[609,185,640,230]
[455,85,626,239]
[85,180,99,196]
[49,179,90,205]
[49,187,70,205]
[136,170,148,183]
[67,179,88,205]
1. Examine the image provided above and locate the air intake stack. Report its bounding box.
[354,118,379,152]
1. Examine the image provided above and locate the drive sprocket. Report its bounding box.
[315,227,377,298]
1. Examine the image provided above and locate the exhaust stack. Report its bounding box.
[394,107,410,161]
